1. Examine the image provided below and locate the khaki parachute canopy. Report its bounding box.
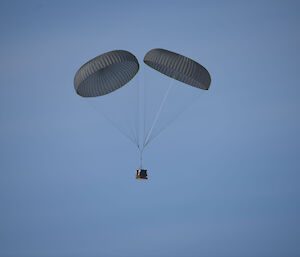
[74,50,139,97]
[144,48,211,90]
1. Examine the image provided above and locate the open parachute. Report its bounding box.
[144,48,211,90]
[74,48,211,180]
[74,50,139,97]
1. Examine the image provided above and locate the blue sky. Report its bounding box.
[0,1,299,256]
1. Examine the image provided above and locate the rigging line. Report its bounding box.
[101,110,138,146]
[143,80,174,147]
[135,74,140,149]
[88,101,138,147]
[136,72,146,168]
[146,92,203,145]
[142,71,146,152]
[139,147,143,169]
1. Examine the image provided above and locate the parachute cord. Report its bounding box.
[87,102,138,147]
[143,72,146,151]
[139,148,143,169]
[135,74,140,148]
[144,80,174,147]
[146,90,203,145]
[101,110,138,146]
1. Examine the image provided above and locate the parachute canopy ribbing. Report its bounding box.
[144,48,211,90]
[74,50,139,97]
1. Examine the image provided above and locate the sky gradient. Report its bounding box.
[0,1,299,256]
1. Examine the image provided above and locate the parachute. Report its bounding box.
[144,48,211,90]
[74,50,139,97]
[74,49,211,180]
